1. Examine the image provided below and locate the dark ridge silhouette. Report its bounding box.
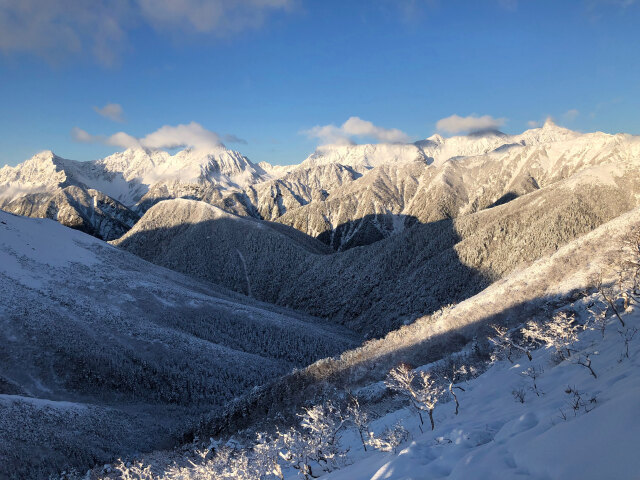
[487,191,519,208]
[113,202,489,338]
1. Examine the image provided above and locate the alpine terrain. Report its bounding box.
[2,123,640,479]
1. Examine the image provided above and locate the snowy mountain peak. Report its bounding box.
[301,143,428,170]
[0,150,71,199]
[516,118,580,146]
[425,133,445,144]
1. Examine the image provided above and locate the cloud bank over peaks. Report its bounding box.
[304,116,411,146]
[436,114,506,135]
[72,122,235,151]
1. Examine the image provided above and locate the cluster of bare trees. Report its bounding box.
[491,229,640,407]
[106,395,377,480]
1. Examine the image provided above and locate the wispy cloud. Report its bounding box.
[93,103,124,122]
[72,122,234,150]
[527,120,541,128]
[0,1,129,66]
[222,134,248,145]
[304,117,410,146]
[436,114,506,135]
[138,0,294,36]
[0,0,294,66]
[563,109,579,122]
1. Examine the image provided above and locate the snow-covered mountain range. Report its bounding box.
[0,147,266,239]
[2,119,639,248]
[3,121,640,478]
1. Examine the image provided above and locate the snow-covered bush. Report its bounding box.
[252,433,284,480]
[298,402,348,471]
[520,365,544,396]
[346,395,371,451]
[113,460,154,480]
[277,427,317,480]
[366,423,409,453]
[488,324,532,363]
[522,312,581,360]
[386,364,444,431]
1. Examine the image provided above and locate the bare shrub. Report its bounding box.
[386,365,444,431]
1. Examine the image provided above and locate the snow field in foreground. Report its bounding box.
[325,298,640,480]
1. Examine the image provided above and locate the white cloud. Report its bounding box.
[527,120,541,128]
[72,122,230,150]
[71,127,139,148]
[435,114,507,135]
[304,117,410,146]
[563,108,579,121]
[93,103,124,122]
[0,0,293,65]
[138,0,294,35]
[71,127,100,143]
[0,1,129,66]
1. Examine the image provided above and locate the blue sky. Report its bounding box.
[0,0,639,167]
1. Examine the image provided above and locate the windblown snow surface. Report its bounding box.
[325,305,640,480]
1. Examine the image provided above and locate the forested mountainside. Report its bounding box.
[198,205,640,449]
[114,160,639,337]
[0,210,356,479]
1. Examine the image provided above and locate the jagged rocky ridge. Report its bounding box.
[2,120,621,249]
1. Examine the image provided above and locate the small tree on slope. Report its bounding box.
[386,364,444,431]
[488,324,532,363]
[522,312,581,360]
[346,394,371,451]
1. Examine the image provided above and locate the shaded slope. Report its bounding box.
[111,199,332,300]
[0,209,356,478]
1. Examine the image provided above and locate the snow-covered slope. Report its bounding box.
[0,209,356,479]
[326,303,640,480]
